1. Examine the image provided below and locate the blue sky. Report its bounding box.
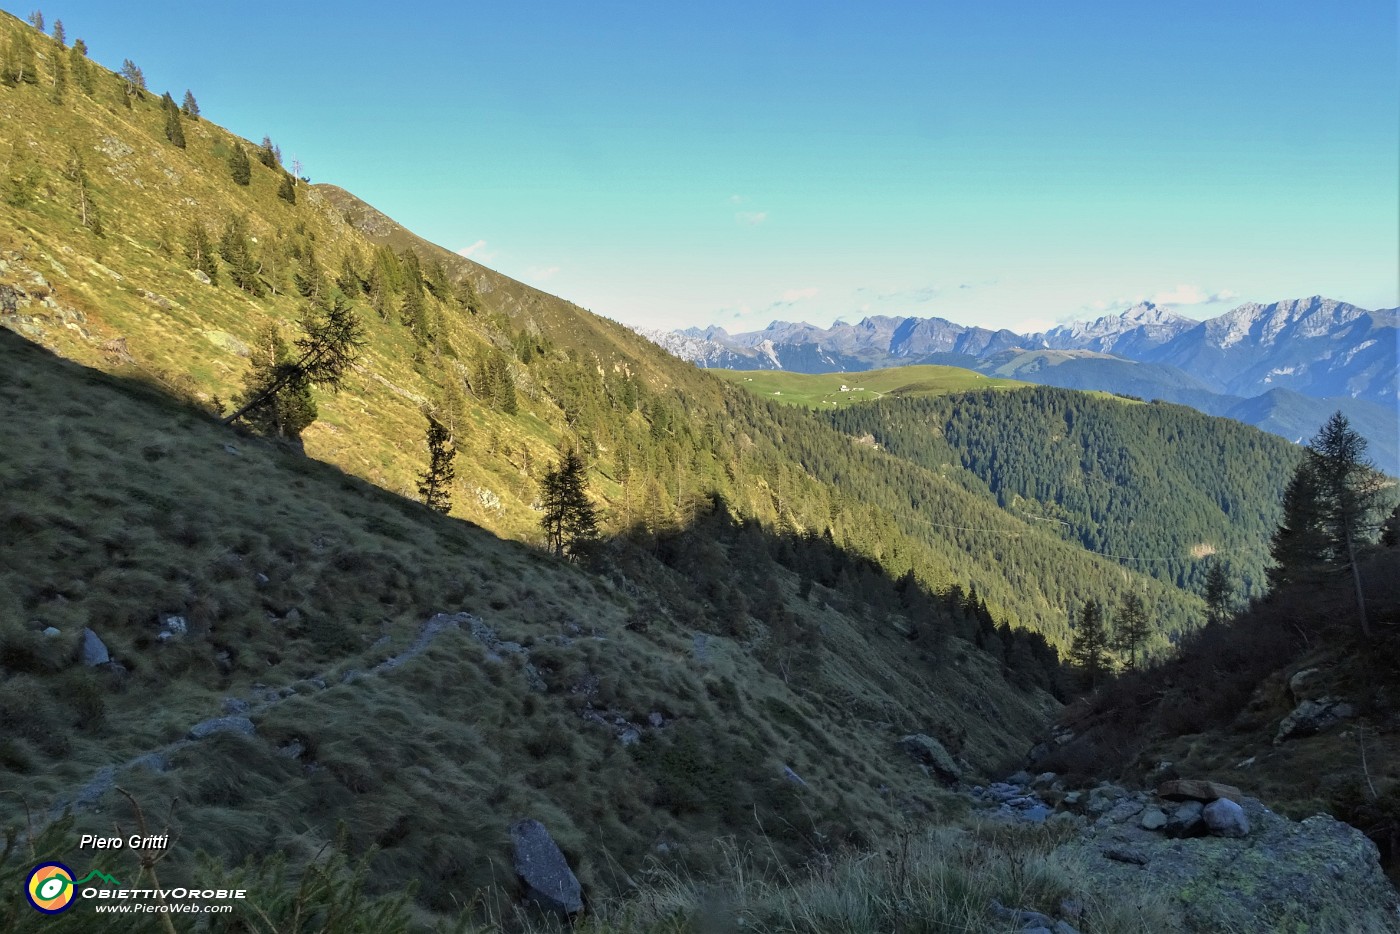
[15,1,1397,333]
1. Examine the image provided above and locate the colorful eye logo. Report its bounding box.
[26,863,76,914]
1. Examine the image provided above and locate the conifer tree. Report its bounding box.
[222,298,365,429]
[1069,599,1111,689]
[27,11,43,32]
[1113,592,1150,672]
[118,59,145,100]
[51,19,64,47]
[540,446,599,559]
[417,415,456,514]
[234,326,317,440]
[48,48,65,103]
[181,89,200,118]
[69,40,92,94]
[218,215,262,295]
[184,221,218,284]
[277,172,296,204]
[1202,558,1232,626]
[3,33,38,85]
[258,136,281,168]
[399,282,430,345]
[62,149,96,229]
[162,93,186,148]
[228,145,251,186]
[1306,412,1388,635]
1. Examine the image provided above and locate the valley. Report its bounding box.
[2,5,1398,931]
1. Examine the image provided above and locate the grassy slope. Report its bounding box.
[708,364,1028,409]
[0,327,1055,923]
[0,7,1216,650]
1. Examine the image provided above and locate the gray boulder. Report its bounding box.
[1139,806,1168,831]
[1203,798,1250,838]
[188,716,255,740]
[1164,800,1206,838]
[1056,799,1399,929]
[510,819,582,915]
[1275,696,1355,743]
[42,626,61,638]
[897,734,961,782]
[80,628,110,666]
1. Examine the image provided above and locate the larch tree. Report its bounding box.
[417,415,456,514]
[228,144,251,186]
[1202,558,1233,626]
[181,89,200,118]
[221,297,365,430]
[233,326,318,441]
[540,446,599,560]
[51,18,64,47]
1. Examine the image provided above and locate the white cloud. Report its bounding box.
[735,210,768,226]
[1151,284,1236,306]
[528,265,561,282]
[778,287,820,304]
[729,194,745,204]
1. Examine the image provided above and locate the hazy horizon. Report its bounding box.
[23,0,1397,335]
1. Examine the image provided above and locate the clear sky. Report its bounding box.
[13,1,1398,333]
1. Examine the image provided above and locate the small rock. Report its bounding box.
[277,741,305,759]
[1157,779,1243,803]
[188,716,255,740]
[1031,771,1058,790]
[1103,845,1151,865]
[1007,770,1034,785]
[1288,667,1322,702]
[81,628,110,666]
[159,614,188,637]
[255,573,270,587]
[1165,800,1207,838]
[223,443,240,455]
[42,626,61,637]
[648,711,665,728]
[129,752,169,773]
[619,728,641,746]
[510,819,583,915]
[221,697,251,715]
[1140,806,1168,830]
[191,268,212,285]
[1203,798,1251,838]
[1102,798,1145,823]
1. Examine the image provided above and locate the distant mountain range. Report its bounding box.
[640,297,1399,472]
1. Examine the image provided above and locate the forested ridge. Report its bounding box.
[831,387,1304,598]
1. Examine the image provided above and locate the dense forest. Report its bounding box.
[830,388,1303,597]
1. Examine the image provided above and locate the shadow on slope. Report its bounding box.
[0,328,1060,926]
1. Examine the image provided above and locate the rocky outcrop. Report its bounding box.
[897,733,962,782]
[509,819,582,915]
[1157,779,1242,803]
[1275,696,1355,743]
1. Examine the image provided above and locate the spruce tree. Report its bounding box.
[27,11,43,32]
[69,40,92,94]
[417,415,456,514]
[228,145,251,186]
[51,19,64,47]
[540,447,599,559]
[1069,599,1111,689]
[162,93,186,148]
[258,136,281,169]
[1113,592,1150,672]
[181,89,200,118]
[1202,559,1232,626]
[277,172,296,204]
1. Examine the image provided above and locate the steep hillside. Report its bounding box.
[1034,542,1400,877]
[0,8,1211,647]
[830,387,1304,599]
[0,327,1056,924]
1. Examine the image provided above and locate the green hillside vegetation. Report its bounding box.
[0,328,1064,927]
[830,387,1304,596]
[709,364,1027,408]
[0,6,1218,654]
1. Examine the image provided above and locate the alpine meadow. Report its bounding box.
[2,5,1399,933]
